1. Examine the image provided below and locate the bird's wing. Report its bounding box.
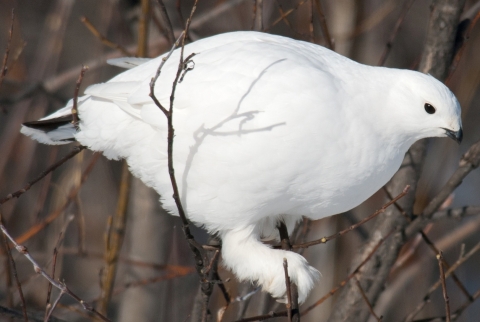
[85,31,346,130]
[84,81,143,119]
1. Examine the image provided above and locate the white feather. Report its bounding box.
[21,31,462,303]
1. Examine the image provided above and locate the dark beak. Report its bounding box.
[443,128,463,144]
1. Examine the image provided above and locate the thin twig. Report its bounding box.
[404,242,480,321]
[437,252,451,322]
[420,231,473,302]
[302,229,394,316]
[1,233,14,310]
[0,8,14,91]
[45,215,74,321]
[0,215,111,322]
[154,0,175,45]
[0,214,28,322]
[107,269,195,299]
[283,259,293,322]
[176,0,185,27]
[80,16,132,56]
[0,305,66,322]
[0,146,86,205]
[149,32,185,117]
[292,185,409,249]
[58,247,194,273]
[8,153,99,246]
[377,0,416,66]
[44,291,64,322]
[406,140,480,240]
[278,222,299,322]
[355,277,382,322]
[99,161,131,314]
[71,66,88,130]
[202,249,220,275]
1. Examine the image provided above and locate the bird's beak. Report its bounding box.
[443,128,463,144]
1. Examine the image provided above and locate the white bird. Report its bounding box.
[21,31,462,303]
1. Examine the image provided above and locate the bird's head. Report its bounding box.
[387,70,462,145]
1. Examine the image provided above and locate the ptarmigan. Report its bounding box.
[21,31,462,303]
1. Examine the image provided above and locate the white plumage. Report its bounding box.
[21,31,462,303]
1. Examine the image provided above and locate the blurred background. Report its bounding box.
[0,0,479,321]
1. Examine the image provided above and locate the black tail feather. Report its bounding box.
[22,114,73,132]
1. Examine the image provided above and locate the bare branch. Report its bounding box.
[71,66,88,130]
[355,278,382,322]
[99,161,131,314]
[0,215,111,322]
[406,139,480,239]
[404,242,480,321]
[420,231,473,302]
[9,153,99,245]
[0,146,86,205]
[45,215,74,321]
[0,214,28,322]
[80,16,132,57]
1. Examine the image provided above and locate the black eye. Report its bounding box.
[424,103,436,114]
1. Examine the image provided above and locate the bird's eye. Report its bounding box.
[424,103,436,114]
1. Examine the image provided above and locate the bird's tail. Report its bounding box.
[20,98,86,145]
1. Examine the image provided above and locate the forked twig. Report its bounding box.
[420,231,473,302]
[0,213,28,322]
[404,242,480,321]
[0,217,111,322]
[149,1,219,321]
[45,215,74,321]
